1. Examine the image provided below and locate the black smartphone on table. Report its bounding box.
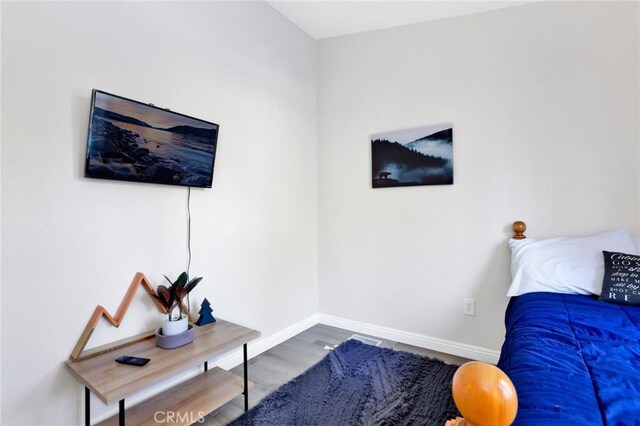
[115,355,150,366]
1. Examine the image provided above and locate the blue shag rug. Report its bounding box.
[230,339,460,426]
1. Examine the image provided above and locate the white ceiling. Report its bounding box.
[267,1,537,39]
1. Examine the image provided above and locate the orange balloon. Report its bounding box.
[451,361,518,426]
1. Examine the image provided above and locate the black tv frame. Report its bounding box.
[84,89,219,188]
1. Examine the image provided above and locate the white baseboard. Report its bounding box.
[317,314,500,364]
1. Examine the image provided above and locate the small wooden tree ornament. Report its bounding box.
[195,298,216,326]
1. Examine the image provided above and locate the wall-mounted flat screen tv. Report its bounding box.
[85,89,219,188]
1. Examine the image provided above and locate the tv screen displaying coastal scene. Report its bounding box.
[85,90,218,188]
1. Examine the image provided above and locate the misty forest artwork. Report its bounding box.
[371,123,453,188]
[86,91,218,187]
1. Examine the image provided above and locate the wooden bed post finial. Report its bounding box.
[512,221,526,240]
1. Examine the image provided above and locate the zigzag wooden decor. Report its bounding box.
[69,272,195,361]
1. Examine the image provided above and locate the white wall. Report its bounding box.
[1,2,317,425]
[317,1,639,351]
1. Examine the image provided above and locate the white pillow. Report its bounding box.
[507,229,639,297]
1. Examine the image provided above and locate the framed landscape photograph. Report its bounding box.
[371,123,453,188]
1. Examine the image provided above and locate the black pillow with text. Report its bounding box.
[600,251,640,306]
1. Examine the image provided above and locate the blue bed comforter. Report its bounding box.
[497,292,640,425]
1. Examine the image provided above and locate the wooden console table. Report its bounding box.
[65,319,260,425]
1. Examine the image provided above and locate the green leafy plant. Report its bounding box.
[152,272,203,321]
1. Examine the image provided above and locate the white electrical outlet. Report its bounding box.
[464,298,475,316]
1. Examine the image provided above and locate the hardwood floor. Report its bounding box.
[203,324,471,425]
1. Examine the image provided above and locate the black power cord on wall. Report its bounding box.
[186,186,192,278]
[186,187,193,313]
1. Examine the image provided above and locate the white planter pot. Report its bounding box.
[162,315,188,336]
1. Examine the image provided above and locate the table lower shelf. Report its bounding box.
[97,367,246,426]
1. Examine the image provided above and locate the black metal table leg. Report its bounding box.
[119,399,125,426]
[243,343,249,411]
[85,387,90,426]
